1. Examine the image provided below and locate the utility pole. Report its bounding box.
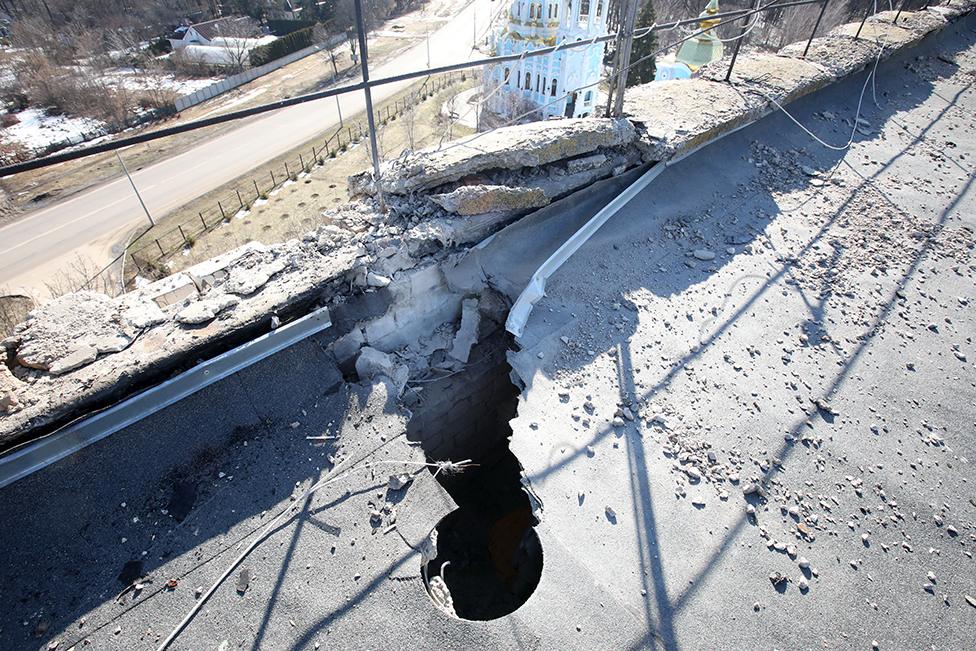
[353,0,386,212]
[116,151,155,226]
[611,0,640,117]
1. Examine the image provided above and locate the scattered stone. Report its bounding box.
[388,474,412,490]
[236,568,251,594]
[692,249,716,261]
[366,272,391,288]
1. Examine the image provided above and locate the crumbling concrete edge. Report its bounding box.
[505,163,664,338]
[0,306,332,488]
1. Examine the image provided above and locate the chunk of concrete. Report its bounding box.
[349,118,637,196]
[449,298,480,363]
[355,346,409,395]
[0,365,21,413]
[566,153,607,173]
[48,345,98,376]
[224,268,270,296]
[366,272,392,288]
[12,291,132,372]
[121,298,167,330]
[430,185,550,216]
[176,294,239,326]
[332,328,366,366]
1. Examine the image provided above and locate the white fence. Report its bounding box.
[174,33,347,112]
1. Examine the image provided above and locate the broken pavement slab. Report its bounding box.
[3,291,134,372]
[430,185,551,216]
[349,118,637,196]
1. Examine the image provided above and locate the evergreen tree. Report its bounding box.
[627,0,657,86]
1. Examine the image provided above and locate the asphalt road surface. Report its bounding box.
[0,0,495,296]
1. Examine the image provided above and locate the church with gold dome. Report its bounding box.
[485,0,609,120]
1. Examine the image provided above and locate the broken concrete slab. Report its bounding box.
[0,237,363,451]
[625,79,756,161]
[349,118,637,196]
[175,293,240,326]
[699,53,833,104]
[431,185,550,216]
[6,291,133,372]
[449,298,480,363]
[779,35,881,78]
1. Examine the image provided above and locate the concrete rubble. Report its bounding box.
[430,185,550,216]
[348,117,637,195]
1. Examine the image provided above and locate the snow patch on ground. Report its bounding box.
[1,108,106,152]
[199,87,268,117]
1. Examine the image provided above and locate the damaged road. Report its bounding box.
[0,5,974,651]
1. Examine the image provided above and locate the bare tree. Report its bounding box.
[402,98,418,150]
[212,17,260,73]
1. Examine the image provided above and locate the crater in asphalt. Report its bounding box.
[414,338,542,620]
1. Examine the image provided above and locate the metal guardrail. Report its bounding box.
[0,305,332,489]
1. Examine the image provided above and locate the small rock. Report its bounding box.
[388,474,412,490]
[692,249,716,261]
[366,272,391,288]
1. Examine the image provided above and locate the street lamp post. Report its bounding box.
[116,151,155,226]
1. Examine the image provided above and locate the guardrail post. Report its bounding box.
[725,0,759,82]
[803,0,831,58]
[894,0,908,24]
[855,1,873,38]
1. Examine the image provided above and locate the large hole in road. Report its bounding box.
[408,329,542,621]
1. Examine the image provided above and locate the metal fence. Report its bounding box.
[125,71,464,268]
